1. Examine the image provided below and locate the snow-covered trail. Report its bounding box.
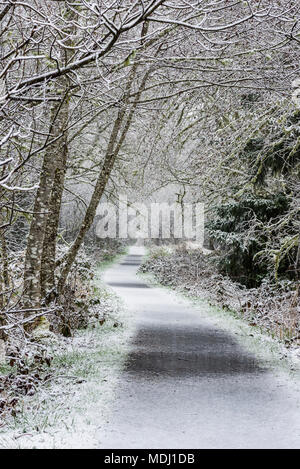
[100,246,300,449]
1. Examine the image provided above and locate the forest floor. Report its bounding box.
[0,255,137,449]
[0,246,300,448]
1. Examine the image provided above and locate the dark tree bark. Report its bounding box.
[40,93,69,301]
[23,93,69,313]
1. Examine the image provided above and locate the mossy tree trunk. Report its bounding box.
[23,96,69,311]
[58,69,150,293]
[23,7,75,315]
[40,91,69,302]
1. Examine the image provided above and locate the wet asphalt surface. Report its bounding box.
[100,247,300,449]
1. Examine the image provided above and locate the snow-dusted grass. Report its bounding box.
[95,245,129,274]
[142,246,300,347]
[0,265,136,449]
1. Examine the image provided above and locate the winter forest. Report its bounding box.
[0,0,300,450]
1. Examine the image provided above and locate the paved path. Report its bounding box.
[100,247,300,449]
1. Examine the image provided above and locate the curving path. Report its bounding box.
[100,246,300,449]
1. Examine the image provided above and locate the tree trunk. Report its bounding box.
[24,6,75,313]
[57,106,126,293]
[23,97,68,312]
[0,229,9,292]
[58,70,150,293]
[40,97,69,301]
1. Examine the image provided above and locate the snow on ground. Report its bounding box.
[0,260,138,449]
[97,247,300,448]
[1,246,299,448]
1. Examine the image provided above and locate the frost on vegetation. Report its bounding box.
[0,280,133,449]
[0,246,132,448]
[141,245,300,349]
